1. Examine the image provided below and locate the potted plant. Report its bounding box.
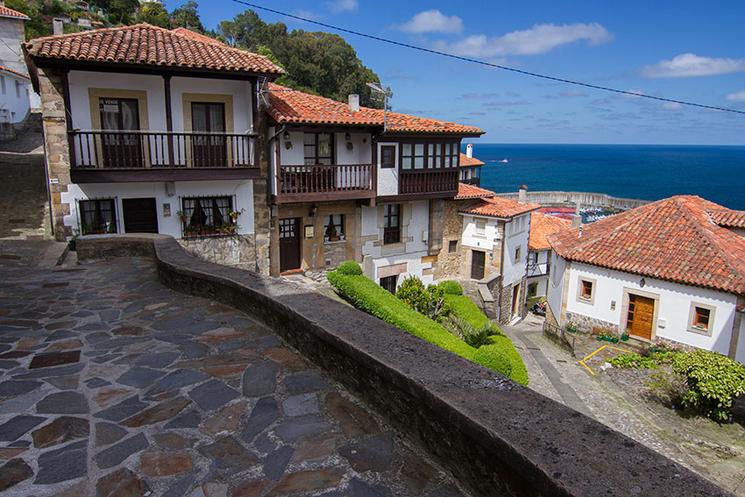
[325,223,340,242]
[176,210,189,225]
[228,209,242,224]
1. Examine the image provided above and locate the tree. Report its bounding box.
[137,2,170,28]
[6,0,47,39]
[90,0,139,25]
[170,1,204,33]
[218,10,383,108]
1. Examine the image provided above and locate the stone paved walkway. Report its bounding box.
[0,241,467,497]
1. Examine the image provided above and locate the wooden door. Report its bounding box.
[99,97,142,168]
[191,102,227,167]
[122,198,158,233]
[279,218,301,272]
[471,250,485,280]
[626,294,655,340]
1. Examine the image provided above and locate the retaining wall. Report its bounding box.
[77,235,731,497]
[496,191,649,210]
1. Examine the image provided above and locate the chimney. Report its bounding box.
[572,201,582,228]
[53,18,64,35]
[348,94,360,113]
[466,143,473,158]
[518,184,528,203]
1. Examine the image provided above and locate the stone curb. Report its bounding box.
[77,235,732,497]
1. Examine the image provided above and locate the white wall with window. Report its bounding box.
[0,71,30,124]
[549,257,743,362]
[61,180,255,239]
[502,214,530,287]
[527,249,550,297]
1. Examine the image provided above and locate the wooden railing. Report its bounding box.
[278,164,373,196]
[399,168,459,195]
[69,130,257,169]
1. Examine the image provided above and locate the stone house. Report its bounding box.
[25,23,485,283]
[547,195,745,363]
[526,211,571,303]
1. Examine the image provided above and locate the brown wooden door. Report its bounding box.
[279,218,301,272]
[191,102,227,167]
[471,250,485,280]
[122,198,158,233]
[626,294,655,340]
[99,97,142,168]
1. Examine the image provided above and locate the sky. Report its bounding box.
[164,0,745,145]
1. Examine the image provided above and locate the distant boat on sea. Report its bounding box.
[485,158,509,164]
[499,158,509,163]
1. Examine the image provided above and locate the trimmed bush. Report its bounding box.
[443,294,498,332]
[396,276,447,321]
[438,280,463,296]
[473,345,512,379]
[337,260,362,276]
[672,350,745,422]
[488,334,529,386]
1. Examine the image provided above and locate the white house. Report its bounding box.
[547,195,745,363]
[0,2,33,124]
[526,211,571,302]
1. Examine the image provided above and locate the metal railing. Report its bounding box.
[278,163,373,195]
[543,321,576,356]
[527,262,549,277]
[69,130,257,169]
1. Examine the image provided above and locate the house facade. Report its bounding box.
[526,211,571,303]
[0,3,32,124]
[459,144,484,186]
[547,196,745,363]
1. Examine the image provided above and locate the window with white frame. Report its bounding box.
[577,277,595,303]
[79,199,117,235]
[688,303,715,335]
[475,218,487,237]
[181,196,233,237]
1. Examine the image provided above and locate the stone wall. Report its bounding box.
[495,191,648,210]
[177,234,257,269]
[76,235,732,497]
[434,200,466,279]
[566,311,619,333]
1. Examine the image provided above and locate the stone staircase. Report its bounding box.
[0,151,50,240]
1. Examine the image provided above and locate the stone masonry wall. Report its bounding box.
[565,311,619,333]
[434,200,466,280]
[177,234,257,269]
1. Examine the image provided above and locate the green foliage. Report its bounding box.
[136,2,170,28]
[609,348,682,370]
[336,260,362,276]
[170,0,205,32]
[218,9,383,108]
[90,0,140,24]
[473,345,512,379]
[487,334,529,385]
[395,276,446,321]
[443,294,494,331]
[452,318,494,348]
[438,280,463,296]
[672,350,745,422]
[645,370,688,408]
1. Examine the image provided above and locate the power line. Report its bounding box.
[227,0,745,116]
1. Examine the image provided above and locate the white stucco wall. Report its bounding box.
[461,214,500,252]
[527,249,550,297]
[502,213,530,287]
[555,258,741,360]
[0,18,26,74]
[547,251,567,319]
[61,180,255,238]
[376,141,399,196]
[738,316,745,363]
[0,72,30,123]
[361,200,433,286]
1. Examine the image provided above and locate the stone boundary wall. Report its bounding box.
[495,191,649,210]
[77,235,732,497]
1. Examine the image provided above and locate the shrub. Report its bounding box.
[447,316,494,348]
[645,370,688,408]
[473,345,512,379]
[488,334,529,386]
[337,260,362,276]
[443,294,494,331]
[438,280,463,295]
[396,276,446,321]
[609,349,682,370]
[672,350,745,422]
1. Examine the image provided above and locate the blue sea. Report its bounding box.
[468,144,745,211]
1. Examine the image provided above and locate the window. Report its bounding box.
[578,278,594,302]
[475,219,486,237]
[15,80,21,98]
[324,214,345,242]
[514,246,522,263]
[688,303,715,334]
[427,143,442,168]
[527,282,538,298]
[383,204,401,244]
[401,142,459,170]
[448,240,458,253]
[380,275,398,293]
[0,76,5,95]
[79,199,117,235]
[181,196,233,237]
[380,145,396,168]
[413,144,425,169]
[304,132,334,165]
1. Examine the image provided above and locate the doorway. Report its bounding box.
[191,102,227,167]
[279,217,302,272]
[470,250,485,280]
[511,285,520,317]
[122,198,158,233]
[626,294,655,340]
[99,97,142,168]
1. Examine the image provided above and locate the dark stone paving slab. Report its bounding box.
[0,247,465,497]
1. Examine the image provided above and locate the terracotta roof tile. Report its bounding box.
[25,24,283,75]
[170,27,223,45]
[709,209,745,229]
[267,83,484,135]
[0,6,29,20]
[455,183,494,200]
[529,211,571,251]
[549,195,745,294]
[0,65,28,80]
[460,196,539,219]
[459,153,484,167]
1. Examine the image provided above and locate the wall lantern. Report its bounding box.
[283,130,292,150]
[308,204,318,218]
[640,278,646,288]
[345,132,352,141]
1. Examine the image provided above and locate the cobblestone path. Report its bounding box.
[0,241,466,497]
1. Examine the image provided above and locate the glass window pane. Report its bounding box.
[414,157,424,169]
[415,144,424,155]
[402,157,412,169]
[402,144,412,156]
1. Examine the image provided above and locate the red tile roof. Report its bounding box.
[455,183,494,200]
[267,83,484,135]
[24,24,284,75]
[460,196,539,219]
[709,209,745,229]
[529,211,571,251]
[459,153,484,167]
[0,65,29,80]
[549,195,745,294]
[170,27,223,45]
[0,5,29,20]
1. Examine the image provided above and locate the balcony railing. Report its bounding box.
[528,262,549,277]
[399,168,459,195]
[70,130,257,169]
[277,164,374,202]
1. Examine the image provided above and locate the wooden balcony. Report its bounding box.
[69,130,259,183]
[399,168,459,197]
[277,164,375,203]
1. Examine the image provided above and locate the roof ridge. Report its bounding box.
[26,22,153,45]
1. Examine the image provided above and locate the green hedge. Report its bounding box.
[438,280,463,295]
[327,266,528,385]
[473,344,512,379]
[443,294,494,331]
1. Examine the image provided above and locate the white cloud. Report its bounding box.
[397,10,463,34]
[662,102,682,110]
[326,0,358,13]
[726,91,745,102]
[435,23,612,58]
[641,53,745,78]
